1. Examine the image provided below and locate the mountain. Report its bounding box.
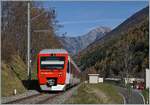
[59,26,111,54]
[79,6,149,78]
[88,6,149,49]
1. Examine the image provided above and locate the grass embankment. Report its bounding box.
[142,89,149,104]
[65,83,123,104]
[1,55,28,97]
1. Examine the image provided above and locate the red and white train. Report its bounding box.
[37,49,80,91]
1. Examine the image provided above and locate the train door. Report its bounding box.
[65,57,71,84]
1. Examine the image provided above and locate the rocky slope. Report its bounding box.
[59,26,111,54]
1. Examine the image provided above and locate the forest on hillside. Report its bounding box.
[2,1,61,64]
[79,6,149,79]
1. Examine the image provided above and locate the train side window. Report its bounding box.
[67,62,70,73]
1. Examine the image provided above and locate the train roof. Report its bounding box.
[39,49,68,54]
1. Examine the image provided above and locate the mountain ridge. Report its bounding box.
[79,6,149,78]
[87,6,149,50]
[59,26,111,54]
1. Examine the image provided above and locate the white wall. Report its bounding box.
[99,78,103,83]
[89,75,98,83]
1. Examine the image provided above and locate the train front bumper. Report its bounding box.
[40,84,65,91]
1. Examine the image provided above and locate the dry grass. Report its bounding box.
[65,83,123,104]
[1,55,27,97]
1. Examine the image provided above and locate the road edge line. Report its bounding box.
[118,92,126,104]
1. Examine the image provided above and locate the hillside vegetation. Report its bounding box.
[1,55,27,97]
[1,1,62,96]
[79,6,149,79]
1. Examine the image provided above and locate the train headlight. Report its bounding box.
[58,74,62,77]
[58,72,63,77]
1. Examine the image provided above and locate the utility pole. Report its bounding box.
[27,3,50,80]
[27,2,31,80]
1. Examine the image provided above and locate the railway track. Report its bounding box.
[4,93,43,104]
[5,92,62,104]
[4,84,80,104]
[39,84,81,104]
[36,92,61,104]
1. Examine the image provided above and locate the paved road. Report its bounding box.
[115,86,144,104]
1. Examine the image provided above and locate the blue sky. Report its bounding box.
[41,1,148,37]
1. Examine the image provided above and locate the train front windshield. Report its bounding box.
[40,56,65,70]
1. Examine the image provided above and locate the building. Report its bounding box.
[124,78,144,84]
[88,74,99,84]
[98,78,103,83]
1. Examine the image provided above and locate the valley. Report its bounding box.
[1,1,149,104]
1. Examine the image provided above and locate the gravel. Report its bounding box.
[1,84,81,104]
[43,84,81,104]
[1,90,39,103]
